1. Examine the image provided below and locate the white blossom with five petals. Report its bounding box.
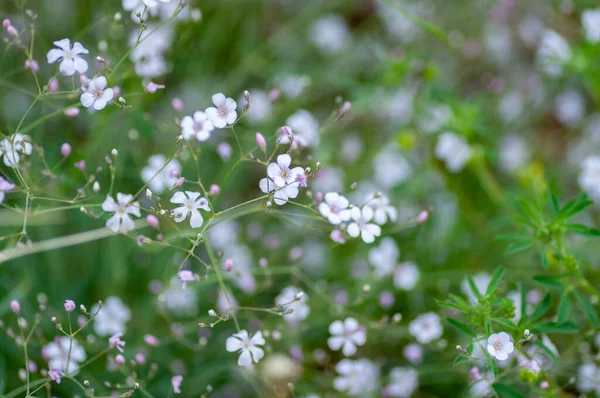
[225,330,266,367]
[318,192,352,225]
[180,111,214,141]
[259,154,305,205]
[328,318,367,356]
[205,93,237,128]
[487,332,514,361]
[102,193,141,233]
[80,76,114,111]
[46,38,89,76]
[170,191,210,228]
[0,134,32,167]
[347,206,381,243]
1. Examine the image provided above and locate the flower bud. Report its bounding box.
[64,107,80,117]
[146,189,152,199]
[224,258,235,271]
[2,19,11,29]
[256,133,266,151]
[115,354,125,365]
[208,309,217,317]
[7,25,17,36]
[92,181,100,193]
[417,210,428,224]
[48,78,59,93]
[171,98,184,112]
[147,215,159,229]
[209,184,220,196]
[61,143,72,157]
[258,258,268,268]
[79,74,88,85]
[174,177,184,189]
[10,300,20,314]
[111,148,118,157]
[64,300,75,312]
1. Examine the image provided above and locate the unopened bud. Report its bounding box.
[111,148,118,157]
[61,143,72,157]
[256,132,266,151]
[10,300,20,314]
[146,189,152,199]
[174,177,184,189]
[114,12,122,21]
[92,181,100,193]
[208,309,217,317]
[294,292,304,301]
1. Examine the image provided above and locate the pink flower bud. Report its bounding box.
[112,86,121,97]
[137,235,145,246]
[25,59,39,72]
[145,81,165,93]
[135,352,146,365]
[61,143,72,157]
[280,125,293,139]
[268,89,280,101]
[64,107,80,117]
[540,381,549,389]
[48,78,59,93]
[417,210,428,224]
[340,101,351,114]
[147,215,159,229]
[209,184,220,196]
[255,132,266,151]
[115,354,125,365]
[171,98,184,112]
[144,334,159,346]
[27,360,37,373]
[224,258,234,272]
[79,74,88,86]
[315,192,323,202]
[258,258,267,268]
[217,142,232,161]
[10,300,20,314]
[64,300,75,312]
[2,19,11,29]
[74,160,86,171]
[174,177,184,189]
[7,25,17,36]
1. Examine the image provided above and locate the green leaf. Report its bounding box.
[467,277,482,300]
[490,358,499,377]
[486,267,505,295]
[574,290,599,327]
[491,317,518,329]
[437,300,467,312]
[496,233,533,241]
[533,321,579,334]
[506,239,535,254]
[532,340,558,362]
[529,293,551,322]
[448,294,471,310]
[453,354,468,365]
[532,275,565,289]
[557,291,571,324]
[540,246,548,270]
[558,193,594,219]
[493,383,524,398]
[548,189,560,214]
[447,318,477,338]
[564,224,600,237]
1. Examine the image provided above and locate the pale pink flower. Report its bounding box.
[205,93,237,128]
[47,39,89,76]
[328,318,366,356]
[180,111,214,141]
[64,300,75,312]
[25,59,39,72]
[10,300,20,313]
[177,270,198,289]
[145,81,165,93]
[60,143,71,157]
[80,76,114,110]
[144,334,159,346]
[0,176,15,204]
[172,375,183,394]
[109,332,125,353]
[48,369,63,383]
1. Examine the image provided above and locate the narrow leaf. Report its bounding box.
[533,340,557,362]
[529,293,551,322]
[574,290,599,327]
[447,318,477,338]
[467,277,482,300]
[564,224,600,237]
[532,275,565,289]
[491,317,518,329]
[506,239,535,254]
[486,267,505,295]
[493,383,524,398]
[557,291,571,324]
[533,321,579,334]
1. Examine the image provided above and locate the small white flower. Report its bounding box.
[80,76,114,110]
[308,15,351,54]
[47,38,89,76]
[276,286,310,323]
[486,332,514,361]
[143,0,171,7]
[225,330,265,367]
[373,151,412,188]
[537,30,571,76]
[283,110,320,147]
[347,206,381,243]
[141,154,181,193]
[435,132,472,173]
[205,93,237,128]
[0,134,32,167]
[579,156,600,201]
[394,261,420,291]
[409,312,443,344]
[555,89,585,127]
[368,237,399,278]
[102,193,141,233]
[385,367,419,398]
[577,362,600,393]
[180,111,214,141]
[0,176,15,204]
[499,135,530,174]
[170,191,210,228]
[418,104,452,134]
[92,296,131,336]
[328,318,366,356]
[582,8,600,44]
[333,358,380,396]
[259,154,305,205]
[318,192,352,225]
[241,89,272,124]
[44,337,86,373]
[366,193,398,225]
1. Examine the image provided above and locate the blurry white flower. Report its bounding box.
[129,25,173,77]
[205,93,237,129]
[276,286,309,323]
[368,237,399,278]
[403,343,423,364]
[419,104,452,134]
[582,8,600,43]
[487,332,514,361]
[555,89,585,127]
[579,156,600,201]
[367,193,398,225]
[80,76,114,110]
[328,318,366,356]
[409,312,443,344]
[318,192,352,225]
[435,132,472,173]
[259,154,304,205]
[276,74,311,98]
[373,151,412,188]
[180,111,214,141]
[0,133,32,167]
[497,90,523,123]
[45,337,86,373]
[284,110,319,147]
[537,30,571,76]
[308,15,350,54]
[578,362,600,393]
[170,191,210,228]
[394,261,420,291]
[92,296,131,336]
[385,367,419,397]
[161,277,198,316]
[347,206,381,244]
[102,193,141,233]
[484,23,512,64]
[241,89,271,124]
[499,135,530,174]
[226,330,265,367]
[384,87,415,123]
[0,176,15,204]
[341,135,363,163]
[143,0,171,7]
[379,4,421,43]
[217,288,238,315]
[518,15,544,48]
[333,358,380,396]
[141,154,181,193]
[47,38,88,76]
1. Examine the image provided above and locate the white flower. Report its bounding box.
[180,111,214,141]
[80,76,114,111]
[0,134,32,167]
[537,30,571,76]
[385,367,419,398]
[366,193,398,225]
[276,286,309,323]
[170,191,210,228]
[347,206,381,244]
[580,156,600,201]
[92,296,131,336]
[577,362,600,393]
[44,337,86,373]
[318,192,352,225]
[486,332,514,361]
[102,193,141,233]
[259,154,305,205]
[499,135,529,174]
[368,237,399,278]
[284,110,319,147]
[241,89,272,124]
[46,38,88,76]
[328,318,367,356]
[276,74,311,99]
[226,330,266,367]
[308,15,351,54]
[0,176,15,204]
[394,262,420,291]
[418,104,452,134]
[555,89,585,127]
[409,312,443,344]
[141,154,181,193]
[373,151,412,188]
[160,277,198,316]
[129,24,173,77]
[435,132,472,173]
[333,358,380,396]
[143,0,171,7]
[205,93,237,129]
[582,8,600,44]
